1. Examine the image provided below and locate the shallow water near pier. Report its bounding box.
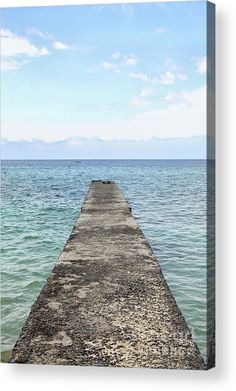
[1,159,208,361]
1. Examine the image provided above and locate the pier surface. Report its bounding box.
[10,181,204,369]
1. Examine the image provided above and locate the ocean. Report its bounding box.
[1,159,207,361]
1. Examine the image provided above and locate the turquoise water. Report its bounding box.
[1,160,207,360]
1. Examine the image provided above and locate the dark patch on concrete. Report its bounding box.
[10,181,204,369]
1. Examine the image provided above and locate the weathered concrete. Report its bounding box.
[10,181,204,369]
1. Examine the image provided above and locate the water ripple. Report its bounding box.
[1,159,208,360]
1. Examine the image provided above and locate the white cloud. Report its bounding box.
[1,29,49,57]
[102,61,119,72]
[196,56,207,74]
[1,59,23,71]
[129,72,153,82]
[159,71,175,85]
[130,87,155,107]
[40,47,49,55]
[53,41,69,50]
[103,53,138,71]
[112,51,122,59]
[164,91,175,101]
[129,71,172,85]
[164,58,188,81]
[26,28,70,51]
[129,96,151,107]
[3,86,206,142]
[124,56,138,66]
[155,27,166,33]
[99,105,109,110]
[129,70,187,85]
[26,27,53,41]
[102,61,115,70]
[140,87,155,98]
[165,57,176,71]
[178,73,188,81]
[0,28,49,71]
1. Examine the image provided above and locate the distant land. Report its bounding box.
[1,136,207,160]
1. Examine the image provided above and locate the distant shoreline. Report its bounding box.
[1,158,209,161]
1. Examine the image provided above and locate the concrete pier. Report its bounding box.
[10,181,204,369]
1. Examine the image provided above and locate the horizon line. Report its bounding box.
[1,158,209,161]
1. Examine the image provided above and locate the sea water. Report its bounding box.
[1,160,208,360]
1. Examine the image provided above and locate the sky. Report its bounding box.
[1,1,208,159]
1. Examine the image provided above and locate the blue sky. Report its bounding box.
[1,1,207,159]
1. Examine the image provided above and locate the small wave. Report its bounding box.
[22,234,39,240]
[1,295,24,305]
[23,280,44,290]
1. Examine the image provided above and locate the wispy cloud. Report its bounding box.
[164,91,175,101]
[159,71,176,85]
[121,4,134,19]
[178,73,188,81]
[128,72,160,84]
[27,27,70,51]
[129,72,152,82]
[0,28,49,71]
[112,51,122,59]
[123,56,138,66]
[155,27,166,33]
[104,53,139,71]
[129,70,187,85]
[26,27,53,41]
[53,41,69,50]
[130,87,155,107]
[164,58,188,81]
[1,59,27,71]
[139,87,155,98]
[2,86,206,142]
[1,29,49,57]
[130,96,152,107]
[99,104,109,110]
[195,56,207,74]
[101,53,138,74]
[165,57,176,71]
[1,27,82,71]
[102,61,119,72]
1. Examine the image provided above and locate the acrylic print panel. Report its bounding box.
[1,1,215,369]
